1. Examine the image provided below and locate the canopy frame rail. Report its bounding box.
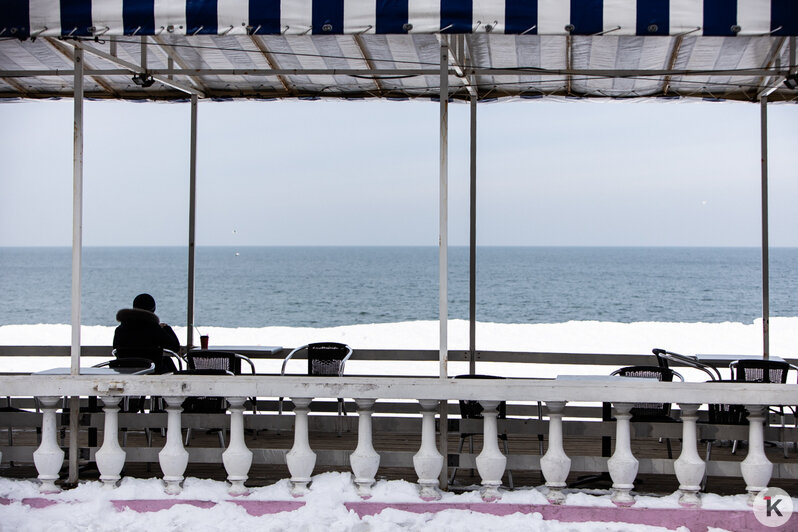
[53,39,205,97]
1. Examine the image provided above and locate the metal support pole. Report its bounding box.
[438,38,450,491]
[68,46,84,485]
[760,95,770,360]
[469,95,477,375]
[187,95,198,348]
[439,39,449,380]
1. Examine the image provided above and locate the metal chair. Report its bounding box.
[448,374,513,489]
[278,343,353,417]
[177,368,235,447]
[730,359,796,457]
[187,350,257,412]
[610,365,684,459]
[92,357,156,446]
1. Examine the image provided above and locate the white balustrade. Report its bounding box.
[33,396,64,493]
[474,400,506,501]
[413,399,443,500]
[222,397,252,495]
[349,398,380,497]
[95,396,125,488]
[607,402,637,506]
[540,401,570,504]
[286,397,315,496]
[673,403,705,507]
[158,396,189,494]
[740,404,773,503]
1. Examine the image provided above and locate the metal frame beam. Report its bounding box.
[150,35,210,94]
[43,38,119,97]
[61,40,205,96]
[0,66,790,79]
[248,36,294,95]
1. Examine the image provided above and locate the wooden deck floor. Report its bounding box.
[1,426,796,496]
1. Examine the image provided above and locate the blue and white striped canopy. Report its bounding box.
[3,0,797,38]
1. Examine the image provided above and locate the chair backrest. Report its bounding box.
[732,359,791,384]
[453,374,507,419]
[188,350,240,374]
[610,365,681,420]
[307,342,352,376]
[706,380,748,425]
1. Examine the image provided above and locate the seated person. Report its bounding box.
[113,293,180,374]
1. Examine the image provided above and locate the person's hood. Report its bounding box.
[116,308,160,325]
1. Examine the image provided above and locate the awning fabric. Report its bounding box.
[3,0,797,38]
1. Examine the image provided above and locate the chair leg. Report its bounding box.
[502,436,513,489]
[468,434,475,477]
[731,439,738,455]
[666,438,673,459]
[449,435,467,485]
[217,429,225,448]
[185,427,193,447]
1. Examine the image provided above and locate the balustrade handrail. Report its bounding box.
[1,374,795,406]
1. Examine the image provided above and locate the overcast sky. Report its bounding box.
[1,97,797,247]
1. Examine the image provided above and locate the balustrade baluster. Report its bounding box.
[33,396,64,493]
[286,397,315,496]
[95,396,125,487]
[475,400,506,501]
[540,401,570,504]
[607,402,637,506]
[222,397,252,495]
[158,396,189,494]
[413,399,443,500]
[350,398,380,497]
[674,403,705,507]
[740,404,773,503]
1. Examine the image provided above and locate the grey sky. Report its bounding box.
[1,98,797,247]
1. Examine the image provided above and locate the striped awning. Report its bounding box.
[1,1,796,102]
[3,0,797,38]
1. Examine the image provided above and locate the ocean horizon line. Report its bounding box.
[3,244,797,250]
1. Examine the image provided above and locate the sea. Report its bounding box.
[1,246,797,328]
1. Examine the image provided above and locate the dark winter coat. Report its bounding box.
[113,308,180,374]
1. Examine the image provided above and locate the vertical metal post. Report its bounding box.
[469,95,477,375]
[187,95,198,348]
[68,46,84,485]
[438,38,450,491]
[760,96,769,360]
[439,39,449,380]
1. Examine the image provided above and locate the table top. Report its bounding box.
[695,354,785,364]
[190,346,283,355]
[33,367,154,375]
[556,375,625,381]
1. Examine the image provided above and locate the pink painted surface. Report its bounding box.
[229,500,305,516]
[111,499,216,512]
[343,502,765,532]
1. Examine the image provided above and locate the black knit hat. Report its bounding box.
[132,293,156,312]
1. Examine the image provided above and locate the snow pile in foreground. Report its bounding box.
[0,473,759,532]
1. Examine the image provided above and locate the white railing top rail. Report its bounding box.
[1,375,796,406]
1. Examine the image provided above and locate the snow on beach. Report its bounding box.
[1,317,797,375]
[1,319,796,530]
